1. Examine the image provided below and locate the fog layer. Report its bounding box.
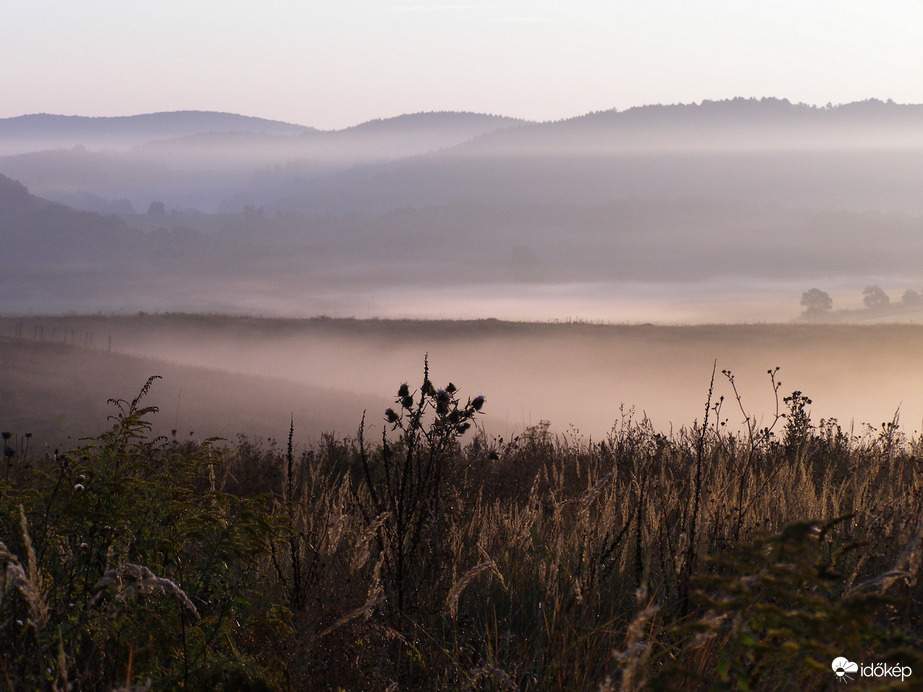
[3,317,921,449]
[3,99,923,322]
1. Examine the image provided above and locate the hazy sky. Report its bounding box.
[5,1,923,129]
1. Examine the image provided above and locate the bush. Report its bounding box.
[0,377,279,690]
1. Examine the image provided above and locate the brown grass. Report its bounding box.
[1,367,922,689]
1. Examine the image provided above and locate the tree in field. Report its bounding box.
[901,289,921,306]
[862,285,890,310]
[800,288,832,317]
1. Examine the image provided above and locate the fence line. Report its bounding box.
[9,321,112,353]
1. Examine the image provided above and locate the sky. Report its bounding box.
[4,1,923,130]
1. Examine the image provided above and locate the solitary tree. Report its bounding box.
[901,289,921,305]
[862,285,890,310]
[800,288,832,316]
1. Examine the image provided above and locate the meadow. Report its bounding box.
[2,316,923,690]
[5,313,923,441]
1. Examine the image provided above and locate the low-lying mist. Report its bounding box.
[4,273,920,327]
[4,316,923,450]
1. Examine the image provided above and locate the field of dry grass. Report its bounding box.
[2,324,923,689]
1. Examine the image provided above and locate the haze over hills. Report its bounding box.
[6,98,923,216]
[460,97,923,153]
[134,112,527,170]
[292,98,923,216]
[3,98,923,321]
[0,110,526,213]
[0,111,313,155]
[0,109,524,155]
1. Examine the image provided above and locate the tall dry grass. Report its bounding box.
[1,367,922,690]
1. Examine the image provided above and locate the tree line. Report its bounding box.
[801,285,923,317]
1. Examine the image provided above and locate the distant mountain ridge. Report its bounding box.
[4,98,923,217]
[453,98,923,153]
[8,99,923,161]
[6,99,923,151]
[0,110,525,156]
[134,111,528,165]
[0,111,313,155]
[0,110,532,210]
[338,111,526,134]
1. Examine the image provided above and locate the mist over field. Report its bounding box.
[4,99,923,444]
[3,315,923,455]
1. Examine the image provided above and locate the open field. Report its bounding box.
[3,314,923,448]
[0,337,371,448]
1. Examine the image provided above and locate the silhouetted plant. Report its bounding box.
[782,389,813,455]
[355,357,485,615]
[679,363,717,618]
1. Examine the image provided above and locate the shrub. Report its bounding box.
[0,377,279,690]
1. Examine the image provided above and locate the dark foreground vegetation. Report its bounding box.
[2,366,922,691]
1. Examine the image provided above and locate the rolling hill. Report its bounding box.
[0,110,313,155]
[3,99,923,321]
